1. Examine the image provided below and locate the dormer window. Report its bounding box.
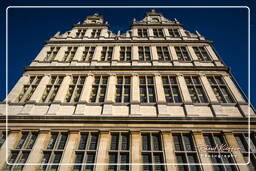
[91,20,97,24]
[152,18,160,23]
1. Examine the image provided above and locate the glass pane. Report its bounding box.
[79,134,88,150]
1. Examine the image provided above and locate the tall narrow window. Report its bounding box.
[162,76,182,103]
[173,133,202,171]
[141,133,165,171]
[207,76,235,103]
[153,29,164,37]
[41,76,64,103]
[138,29,148,38]
[175,46,191,61]
[193,46,211,61]
[65,76,85,103]
[203,133,239,171]
[157,46,171,61]
[168,28,180,37]
[81,46,95,61]
[76,29,86,38]
[0,131,6,148]
[5,132,37,170]
[90,76,108,103]
[139,46,151,61]
[63,47,78,62]
[185,76,208,103]
[39,132,68,171]
[234,133,256,171]
[101,46,113,61]
[120,46,132,61]
[44,47,60,62]
[17,76,43,103]
[140,76,156,103]
[108,133,130,171]
[115,76,131,103]
[73,132,99,171]
[91,29,101,38]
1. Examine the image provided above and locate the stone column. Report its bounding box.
[132,28,138,38]
[148,28,154,39]
[224,131,249,171]
[199,74,218,103]
[187,46,198,61]
[151,46,158,65]
[103,74,116,115]
[54,75,71,103]
[131,130,142,171]
[91,46,102,65]
[112,45,120,65]
[53,46,67,62]
[192,130,214,171]
[34,46,51,62]
[169,46,178,61]
[132,46,139,65]
[154,74,168,116]
[95,130,110,171]
[72,46,84,62]
[5,74,30,103]
[163,28,170,37]
[29,75,50,103]
[75,74,94,115]
[131,74,140,115]
[177,74,191,103]
[223,74,245,103]
[23,129,51,171]
[161,130,178,171]
[58,130,79,171]
[0,129,21,170]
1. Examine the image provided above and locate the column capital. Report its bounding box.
[161,129,171,134]
[222,73,230,77]
[10,128,21,133]
[39,129,50,134]
[132,73,139,77]
[108,73,116,76]
[99,129,110,134]
[198,73,206,77]
[69,129,80,134]
[191,129,203,135]
[154,73,161,77]
[130,129,141,134]
[176,73,183,77]
[87,73,94,77]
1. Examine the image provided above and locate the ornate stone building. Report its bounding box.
[0,9,255,171]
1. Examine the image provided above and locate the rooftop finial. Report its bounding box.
[151,9,156,13]
[133,18,136,22]
[93,13,99,16]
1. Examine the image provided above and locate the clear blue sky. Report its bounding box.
[0,0,255,108]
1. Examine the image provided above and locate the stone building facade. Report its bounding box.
[0,9,255,171]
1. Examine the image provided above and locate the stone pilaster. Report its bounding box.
[84,28,93,38]
[72,46,84,61]
[161,130,178,171]
[205,45,219,60]
[169,46,178,60]
[187,46,198,61]
[163,28,170,37]
[192,130,214,171]
[54,46,67,62]
[223,74,245,103]
[132,46,139,65]
[95,130,110,171]
[5,74,30,103]
[131,130,142,171]
[54,75,72,103]
[34,46,51,62]
[68,28,78,38]
[79,74,94,103]
[179,28,187,37]
[29,75,50,103]
[151,46,158,65]
[100,28,108,38]
[23,130,51,171]
[154,74,166,103]
[131,73,140,115]
[103,74,117,115]
[199,74,218,103]
[148,28,154,39]
[112,45,120,64]
[91,46,102,65]
[58,130,80,171]
[0,129,21,170]
[177,74,191,103]
[224,131,249,171]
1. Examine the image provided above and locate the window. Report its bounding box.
[63,47,78,62]
[140,76,156,103]
[76,29,86,38]
[41,76,64,103]
[157,46,171,61]
[115,76,131,103]
[90,76,108,103]
[91,29,101,38]
[0,131,6,148]
[65,76,85,103]
[234,133,256,171]
[139,46,151,61]
[141,133,165,171]
[138,29,148,38]
[120,46,131,61]
[5,132,37,170]
[81,46,95,61]
[193,46,211,61]
[108,133,130,171]
[73,132,99,171]
[203,133,239,171]
[207,76,234,103]
[153,29,164,37]
[17,76,42,103]
[101,47,113,61]
[173,133,202,171]
[168,28,180,38]
[185,76,208,103]
[44,47,60,62]
[162,76,182,103]
[39,132,68,171]
[174,46,191,61]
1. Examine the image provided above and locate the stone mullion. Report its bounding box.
[177,74,192,103]
[131,130,142,171]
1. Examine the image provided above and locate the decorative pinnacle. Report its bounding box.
[151,9,156,13]
[196,30,201,36]
[93,13,99,16]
